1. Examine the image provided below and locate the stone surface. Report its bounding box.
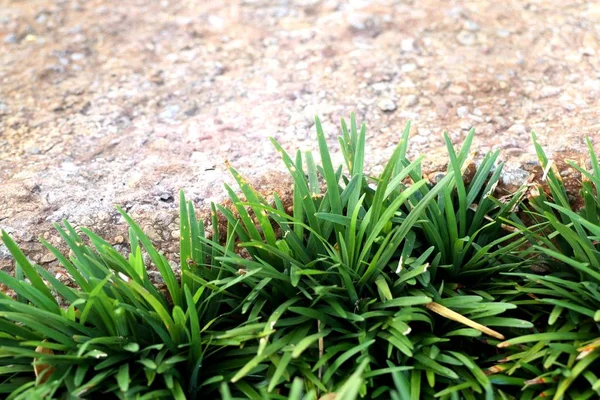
[1,0,599,273]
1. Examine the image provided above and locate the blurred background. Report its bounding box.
[1,0,599,265]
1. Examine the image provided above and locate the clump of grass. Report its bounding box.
[213,115,535,399]
[0,114,598,399]
[0,203,268,398]
[492,135,600,399]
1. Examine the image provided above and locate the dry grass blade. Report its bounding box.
[318,319,324,381]
[577,338,600,360]
[33,342,55,384]
[319,394,337,400]
[425,302,505,340]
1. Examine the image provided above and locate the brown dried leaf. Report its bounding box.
[34,343,55,384]
[425,302,505,340]
[319,394,337,400]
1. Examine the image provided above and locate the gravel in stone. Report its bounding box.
[405,95,419,107]
[377,98,397,112]
[3,33,18,43]
[540,86,562,99]
[464,20,480,32]
[456,30,476,46]
[508,124,528,136]
[348,13,381,36]
[456,106,469,118]
[401,63,417,73]
[400,38,416,53]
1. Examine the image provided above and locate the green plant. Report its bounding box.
[397,127,529,281]
[0,200,269,399]
[492,135,600,399]
[208,115,533,399]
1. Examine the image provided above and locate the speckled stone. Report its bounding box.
[1,0,599,276]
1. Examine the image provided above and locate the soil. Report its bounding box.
[1,0,599,274]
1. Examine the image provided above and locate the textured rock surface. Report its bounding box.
[1,0,599,273]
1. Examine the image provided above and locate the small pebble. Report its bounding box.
[40,253,57,264]
[497,29,510,38]
[26,146,41,155]
[508,123,527,135]
[348,13,373,31]
[401,63,417,73]
[160,104,180,120]
[36,13,48,24]
[377,98,397,112]
[456,30,476,46]
[3,33,18,44]
[400,38,416,53]
[405,95,419,107]
[459,121,471,130]
[456,106,469,118]
[464,20,480,32]
[71,52,85,61]
[540,86,561,98]
[372,82,388,92]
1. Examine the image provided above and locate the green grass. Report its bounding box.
[0,114,598,399]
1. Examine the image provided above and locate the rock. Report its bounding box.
[581,33,596,56]
[40,253,57,264]
[144,226,162,243]
[3,33,18,44]
[158,193,174,203]
[464,20,480,32]
[456,106,469,118]
[428,171,446,184]
[303,104,321,125]
[36,12,49,24]
[97,211,111,222]
[540,86,561,99]
[347,13,381,37]
[160,104,180,120]
[184,102,199,117]
[0,244,10,260]
[456,30,476,46]
[20,232,34,242]
[377,98,397,112]
[371,82,388,92]
[459,121,471,130]
[400,38,416,53]
[401,63,417,73]
[405,94,419,107]
[508,124,527,135]
[25,146,41,155]
[501,168,530,189]
[496,29,510,38]
[581,47,596,56]
[0,0,596,276]
[71,53,85,61]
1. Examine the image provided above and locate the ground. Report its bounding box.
[1,0,599,273]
